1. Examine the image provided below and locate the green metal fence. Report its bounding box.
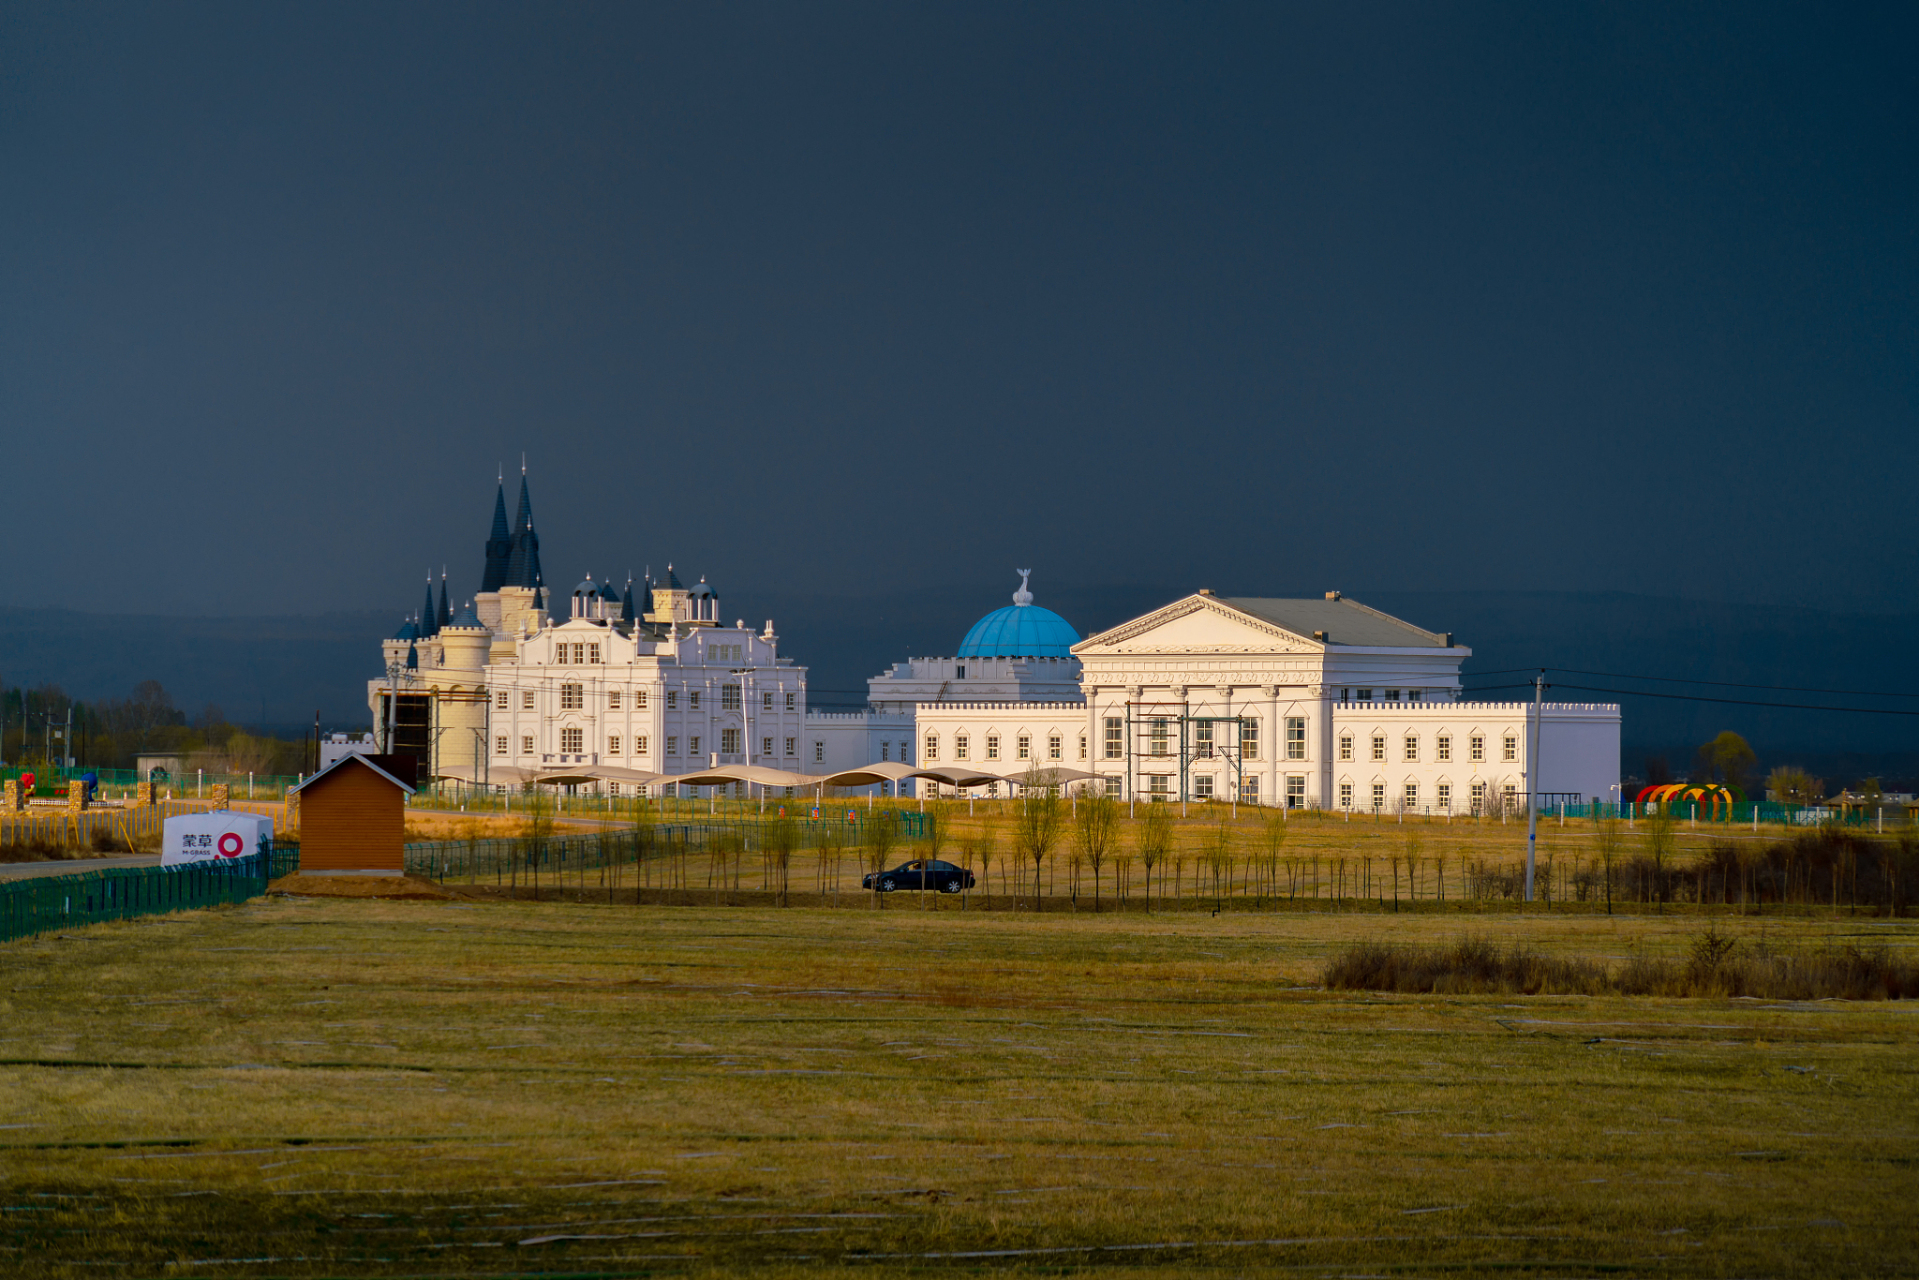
[0,843,298,945]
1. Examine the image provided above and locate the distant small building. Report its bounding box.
[135,754,188,780]
[288,754,415,876]
[317,733,379,771]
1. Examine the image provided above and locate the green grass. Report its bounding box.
[2,896,1915,1277]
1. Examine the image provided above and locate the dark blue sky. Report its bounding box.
[3,2,1913,619]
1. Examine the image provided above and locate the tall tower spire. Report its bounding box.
[438,568,451,630]
[480,475,512,593]
[421,574,439,638]
[507,471,543,591]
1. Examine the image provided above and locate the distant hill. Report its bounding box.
[3,589,1912,784]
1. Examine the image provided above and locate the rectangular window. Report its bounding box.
[1408,689,1423,702]
[608,689,622,711]
[495,690,509,710]
[1503,734,1517,762]
[1048,733,1061,760]
[1357,689,1372,702]
[1371,734,1386,762]
[1504,783,1517,807]
[1241,720,1259,761]
[1286,775,1305,808]
[523,690,536,710]
[1194,774,1214,799]
[689,691,700,711]
[1104,717,1123,759]
[495,736,507,755]
[1470,780,1486,813]
[1436,734,1451,762]
[1371,782,1386,810]
[636,690,648,710]
[722,685,741,711]
[560,727,583,753]
[1386,689,1400,702]
[721,728,740,754]
[900,741,911,764]
[1470,734,1485,762]
[924,734,939,761]
[666,690,678,710]
[689,735,700,757]
[1436,782,1451,810]
[1339,781,1353,808]
[814,741,824,763]
[1149,718,1169,757]
[1339,734,1353,761]
[637,735,648,756]
[1404,734,1418,762]
[1285,716,1305,760]
[1404,782,1418,809]
[762,736,773,757]
[785,692,796,711]
[608,735,621,755]
[880,742,890,761]
[560,683,583,710]
[955,734,969,761]
[522,735,534,754]
[1247,775,1265,804]
[986,734,1000,761]
[784,737,795,757]
[555,644,568,665]
[1104,776,1122,798]
[587,643,600,664]
[1195,722,1214,759]
[1078,734,1087,760]
[762,691,774,710]
[1016,734,1030,760]
[666,736,679,756]
[1147,775,1170,800]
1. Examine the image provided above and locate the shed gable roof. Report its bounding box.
[289,752,417,796]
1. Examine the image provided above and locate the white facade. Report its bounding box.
[1072,592,1620,810]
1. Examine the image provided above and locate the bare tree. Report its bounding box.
[1013,766,1064,908]
[1260,807,1289,905]
[1137,801,1174,909]
[867,809,898,908]
[1073,789,1118,911]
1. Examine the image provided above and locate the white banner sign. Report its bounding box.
[162,811,275,866]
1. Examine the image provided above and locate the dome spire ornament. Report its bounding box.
[1013,569,1033,607]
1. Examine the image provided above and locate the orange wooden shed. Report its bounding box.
[288,753,416,875]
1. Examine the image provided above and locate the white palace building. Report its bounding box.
[368,475,1619,813]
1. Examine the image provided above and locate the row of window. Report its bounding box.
[502,730,815,759]
[492,686,801,713]
[921,731,1081,763]
[1095,717,1302,761]
[1338,732,1517,764]
[1335,779,1514,811]
[1338,688,1430,703]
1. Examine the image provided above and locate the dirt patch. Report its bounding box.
[269,873,457,901]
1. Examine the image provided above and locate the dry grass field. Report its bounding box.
[2,892,1914,1278]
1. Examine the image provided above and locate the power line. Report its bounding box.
[1460,681,1919,718]
[1546,667,1919,701]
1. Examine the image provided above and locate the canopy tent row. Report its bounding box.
[430,759,1100,794]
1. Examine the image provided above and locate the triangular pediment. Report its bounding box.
[1073,595,1321,657]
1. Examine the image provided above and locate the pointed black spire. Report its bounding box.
[621,575,636,623]
[438,571,451,630]
[481,477,512,593]
[504,471,544,591]
[421,576,439,638]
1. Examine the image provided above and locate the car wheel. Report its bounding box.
[941,878,961,893]
[880,877,895,892]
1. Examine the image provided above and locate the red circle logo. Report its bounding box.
[216,832,245,858]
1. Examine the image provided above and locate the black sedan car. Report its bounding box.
[862,859,976,893]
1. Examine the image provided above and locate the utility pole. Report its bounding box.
[1525,670,1544,902]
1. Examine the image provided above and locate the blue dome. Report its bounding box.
[957,603,1080,658]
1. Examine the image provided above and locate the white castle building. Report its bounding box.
[367,476,1619,811]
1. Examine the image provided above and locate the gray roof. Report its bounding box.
[1220,595,1452,648]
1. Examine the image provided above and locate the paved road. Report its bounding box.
[0,854,162,881]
